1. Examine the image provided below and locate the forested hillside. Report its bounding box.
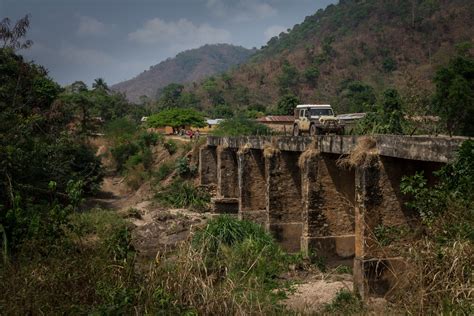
[184,0,473,115]
[112,44,256,103]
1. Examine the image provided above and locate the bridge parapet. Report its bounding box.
[207,135,468,163]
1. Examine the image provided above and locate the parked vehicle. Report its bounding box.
[292,104,344,136]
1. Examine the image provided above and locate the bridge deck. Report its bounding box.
[207,135,468,163]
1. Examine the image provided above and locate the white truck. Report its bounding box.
[292,104,345,136]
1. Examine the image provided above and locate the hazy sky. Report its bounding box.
[1,0,335,86]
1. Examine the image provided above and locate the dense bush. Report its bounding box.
[397,140,474,313]
[0,48,103,253]
[211,115,271,136]
[155,179,210,211]
[355,88,405,134]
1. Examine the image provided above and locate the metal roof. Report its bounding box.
[257,115,294,123]
[296,104,332,109]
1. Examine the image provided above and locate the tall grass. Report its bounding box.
[155,179,210,211]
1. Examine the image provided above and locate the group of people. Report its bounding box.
[176,129,200,139]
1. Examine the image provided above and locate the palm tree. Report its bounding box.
[92,78,109,92]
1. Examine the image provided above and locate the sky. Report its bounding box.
[1,0,335,86]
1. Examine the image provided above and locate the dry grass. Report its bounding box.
[263,143,280,159]
[390,239,473,314]
[237,143,251,155]
[298,140,320,169]
[337,136,378,168]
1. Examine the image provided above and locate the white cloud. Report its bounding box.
[128,18,231,53]
[264,25,286,41]
[206,0,277,22]
[59,45,115,66]
[77,16,109,36]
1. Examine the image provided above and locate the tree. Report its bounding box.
[0,15,33,50]
[338,80,376,113]
[147,108,206,132]
[303,66,319,87]
[211,115,271,136]
[158,83,184,108]
[432,51,474,136]
[278,60,299,95]
[355,88,405,135]
[276,94,300,115]
[92,78,109,92]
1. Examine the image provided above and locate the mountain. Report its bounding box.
[186,0,474,115]
[112,44,256,103]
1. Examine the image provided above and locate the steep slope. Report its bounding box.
[187,0,473,114]
[112,44,256,103]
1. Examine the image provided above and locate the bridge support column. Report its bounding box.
[300,152,355,265]
[266,150,303,253]
[354,154,443,299]
[213,147,239,213]
[238,148,267,226]
[199,146,217,186]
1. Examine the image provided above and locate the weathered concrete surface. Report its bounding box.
[238,149,267,227]
[353,153,443,299]
[300,150,355,260]
[199,146,217,185]
[211,197,239,214]
[216,147,239,198]
[266,150,303,253]
[207,135,468,163]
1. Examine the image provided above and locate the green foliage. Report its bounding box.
[147,108,206,130]
[432,50,474,136]
[210,103,234,118]
[277,60,299,94]
[155,179,210,211]
[322,289,363,314]
[374,224,409,246]
[276,93,300,115]
[211,115,271,136]
[157,83,184,108]
[154,162,174,181]
[105,118,138,144]
[355,88,405,134]
[0,48,104,252]
[401,141,474,237]
[338,80,376,113]
[163,139,178,155]
[382,57,397,72]
[175,157,197,178]
[192,215,295,285]
[303,65,319,86]
[111,142,140,172]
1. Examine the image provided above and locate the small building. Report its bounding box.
[256,115,294,134]
[199,118,224,134]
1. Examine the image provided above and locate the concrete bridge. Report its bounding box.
[198,135,466,299]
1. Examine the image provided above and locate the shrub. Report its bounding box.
[111,142,140,172]
[154,162,174,181]
[322,289,363,314]
[155,179,210,211]
[138,131,162,149]
[163,140,178,155]
[104,118,138,144]
[212,115,271,136]
[175,157,197,178]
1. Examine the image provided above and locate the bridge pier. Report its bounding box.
[300,151,355,264]
[265,150,304,253]
[238,148,268,226]
[354,154,443,299]
[199,146,217,186]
